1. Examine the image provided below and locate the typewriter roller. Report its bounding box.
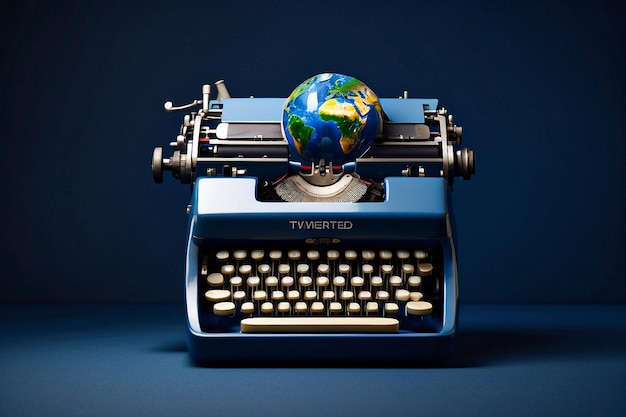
[152,73,475,362]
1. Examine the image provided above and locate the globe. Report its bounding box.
[282,73,383,166]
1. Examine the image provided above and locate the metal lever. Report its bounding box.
[163,99,202,113]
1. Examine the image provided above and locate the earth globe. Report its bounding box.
[282,73,383,167]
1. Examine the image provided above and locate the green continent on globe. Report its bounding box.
[287,115,314,154]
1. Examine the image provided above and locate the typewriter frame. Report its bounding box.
[152,80,475,363]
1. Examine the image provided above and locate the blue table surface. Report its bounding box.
[1,303,625,417]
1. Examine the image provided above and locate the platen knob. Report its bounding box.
[454,148,475,180]
[152,147,165,183]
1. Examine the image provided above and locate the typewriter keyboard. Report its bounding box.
[197,248,442,333]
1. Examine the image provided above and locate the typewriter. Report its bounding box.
[152,73,475,363]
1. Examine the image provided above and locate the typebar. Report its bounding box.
[240,317,399,333]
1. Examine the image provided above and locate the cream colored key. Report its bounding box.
[213,301,236,316]
[413,250,428,260]
[251,250,264,261]
[288,250,301,260]
[241,317,399,333]
[239,264,252,275]
[287,290,300,300]
[362,250,375,261]
[233,250,247,261]
[410,292,424,301]
[221,264,235,276]
[215,250,229,261]
[366,301,379,314]
[307,250,320,261]
[358,290,372,301]
[317,263,330,275]
[385,302,399,315]
[333,276,346,287]
[322,290,335,301]
[207,272,224,287]
[311,301,325,314]
[407,275,422,287]
[381,264,393,275]
[247,276,261,288]
[230,276,243,287]
[269,250,282,260]
[340,290,354,301]
[294,301,308,314]
[261,302,274,314]
[376,290,390,301]
[253,290,267,301]
[418,263,433,276]
[379,250,392,260]
[233,290,246,301]
[316,276,330,287]
[338,264,351,274]
[299,276,313,287]
[402,264,415,275]
[205,289,231,302]
[348,302,361,314]
[272,290,284,300]
[345,250,358,261]
[370,276,383,287]
[351,276,365,288]
[304,290,317,300]
[258,264,271,275]
[362,264,374,275]
[389,275,403,287]
[297,264,310,275]
[265,276,279,288]
[395,289,410,302]
[278,264,290,275]
[241,302,254,315]
[221,250,236,262]
[327,250,340,261]
[396,250,410,260]
[406,301,433,316]
[329,302,343,314]
[281,276,295,288]
[277,301,291,314]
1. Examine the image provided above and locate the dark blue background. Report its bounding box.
[1,0,624,303]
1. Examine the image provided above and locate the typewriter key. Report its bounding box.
[241,302,255,315]
[366,302,379,314]
[205,289,231,302]
[348,302,361,314]
[406,301,433,316]
[385,303,399,315]
[407,275,422,287]
[294,302,308,314]
[213,302,236,316]
[329,302,343,314]
[233,250,247,261]
[307,250,320,261]
[395,289,410,302]
[417,263,433,276]
[207,273,224,287]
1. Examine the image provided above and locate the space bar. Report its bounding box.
[240,317,399,333]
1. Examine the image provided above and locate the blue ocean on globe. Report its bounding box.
[282,73,383,166]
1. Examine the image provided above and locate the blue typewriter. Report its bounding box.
[152,73,475,363]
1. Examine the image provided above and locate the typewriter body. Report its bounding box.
[152,74,475,363]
